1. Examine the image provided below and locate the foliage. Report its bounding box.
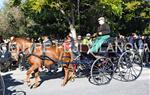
[0,0,150,38]
[119,0,150,35]
[97,0,123,16]
[0,2,27,38]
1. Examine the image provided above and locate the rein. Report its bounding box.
[26,53,58,63]
[23,43,59,64]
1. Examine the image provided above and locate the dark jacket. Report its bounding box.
[129,36,144,49]
[97,23,111,36]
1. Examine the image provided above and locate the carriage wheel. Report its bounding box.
[0,74,5,95]
[118,50,143,81]
[90,57,114,85]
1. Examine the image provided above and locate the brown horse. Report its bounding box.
[9,36,74,88]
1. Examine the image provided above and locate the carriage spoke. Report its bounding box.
[130,68,134,80]
[121,67,128,78]
[126,68,131,80]
[131,67,138,77]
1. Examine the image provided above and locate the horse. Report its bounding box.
[9,36,74,88]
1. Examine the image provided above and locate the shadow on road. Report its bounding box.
[144,63,150,68]
[39,71,64,85]
[3,73,26,95]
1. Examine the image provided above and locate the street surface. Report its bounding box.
[1,65,150,95]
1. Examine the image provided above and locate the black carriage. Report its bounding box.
[76,36,143,85]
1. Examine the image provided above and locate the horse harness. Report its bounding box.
[22,43,57,67]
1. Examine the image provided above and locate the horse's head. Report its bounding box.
[9,36,32,61]
[9,36,18,61]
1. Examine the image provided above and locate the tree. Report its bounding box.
[0,0,149,38]
[0,1,27,38]
[24,0,124,35]
[24,0,80,39]
[119,0,150,35]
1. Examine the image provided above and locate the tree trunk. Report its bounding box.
[60,9,77,40]
[69,24,77,40]
[70,5,77,40]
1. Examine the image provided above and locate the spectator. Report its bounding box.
[77,35,82,44]
[129,33,144,56]
[63,33,79,61]
[42,36,52,46]
[143,36,150,64]
[82,33,92,45]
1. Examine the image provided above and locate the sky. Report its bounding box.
[0,0,4,9]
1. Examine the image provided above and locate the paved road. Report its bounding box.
[1,65,150,95]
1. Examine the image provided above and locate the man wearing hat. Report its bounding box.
[97,17,110,36]
[90,17,111,52]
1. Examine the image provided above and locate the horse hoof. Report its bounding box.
[30,83,35,89]
[61,83,66,87]
[34,83,40,88]
[27,83,32,87]
[70,78,75,82]
[30,82,40,89]
[25,81,31,87]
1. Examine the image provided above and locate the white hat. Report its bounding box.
[86,33,91,37]
[98,17,105,21]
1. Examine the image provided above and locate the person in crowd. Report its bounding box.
[129,33,144,56]
[82,33,92,45]
[63,33,79,60]
[118,33,127,45]
[77,35,82,44]
[42,36,52,46]
[142,36,150,64]
[39,36,52,72]
[63,34,72,52]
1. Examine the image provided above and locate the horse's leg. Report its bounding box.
[32,69,40,88]
[26,67,33,86]
[61,64,69,86]
[68,64,75,82]
[25,65,38,86]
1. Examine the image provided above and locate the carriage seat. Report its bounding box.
[97,37,117,57]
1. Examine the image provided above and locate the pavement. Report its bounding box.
[0,64,150,95]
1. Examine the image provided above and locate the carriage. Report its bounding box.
[70,37,143,85]
[9,36,143,87]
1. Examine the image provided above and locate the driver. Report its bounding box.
[90,17,111,53]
